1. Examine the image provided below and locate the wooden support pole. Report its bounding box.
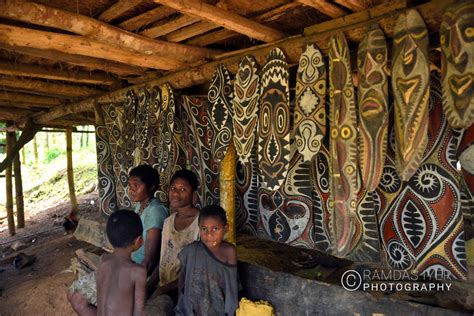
[12,134,24,228]
[33,135,38,167]
[5,125,15,235]
[220,140,236,244]
[21,147,25,165]
[66,128,78,213]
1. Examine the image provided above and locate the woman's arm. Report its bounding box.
[142,228,161,275]
[133,266,147,316]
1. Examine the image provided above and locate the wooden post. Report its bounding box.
[12,133,24,228]
[45,132,49,155]
[21,147,25,165]
[66,128,78,213]
[33,135,38,166]
[219,140,236,244]
[5,124,15,235]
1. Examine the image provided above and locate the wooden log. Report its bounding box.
[296,0,346,18]
[0,44,145,77]
[0,107,34,121]
[0,76,103,98]
[334,0,367,12]
[0,91,61,107]
[220,140,236,244]
[0,0,217,62]
[98,0,144,22]
[12,134,24,228]
[140,14,200,38]
[165,21,220,42]
[5,125,15,235]
[31,0,450,124]
[66,128,78,213]
[33,135,38,167]
[119,5,176,31]
[0,60,118,85]
[0,24,184,71]
[153,0,286,42]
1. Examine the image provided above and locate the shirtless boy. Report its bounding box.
[97,210,147,316]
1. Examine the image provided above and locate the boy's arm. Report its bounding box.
[133,266,147,316]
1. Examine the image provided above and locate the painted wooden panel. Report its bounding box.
[96,125,118,216]
[258,48,291,191]
[440,1,474,129]
[392,9,430,181]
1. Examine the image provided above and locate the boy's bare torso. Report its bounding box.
[96,253,146,316]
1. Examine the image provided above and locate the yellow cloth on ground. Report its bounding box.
[236,297,275,316]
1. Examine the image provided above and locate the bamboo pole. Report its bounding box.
[66,128,78,213]
[12,133,24,228]
[5,126,15,235]
[21,147,25,165]
[219,140,236,244]
[33,135,38,166]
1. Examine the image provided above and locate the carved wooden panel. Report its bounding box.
[440,1,474,129]
[294,44,327,162]
[392,9,430,181]
[134,87,151,165]
[258,48,291,191]
[233,56,260,164]
[357,25,389,191]
[328,32,360,256]
[208,63,234,163]
[96,125,118,216]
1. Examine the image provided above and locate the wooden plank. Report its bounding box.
[0,44,146,77]
[0,76,103,98]
[165,20,220,42]
[0,0,217,62]
[0,91,61,107]
[0,24,184,70]
[0,60,118,85]
[186,2,302,46]
[140,14,200,38]
[31,0,451,125]
[334,0,367,12]
[99,0,145,23]
[119,5,176,31]
[153,0,285,42]
[296,0,346,18]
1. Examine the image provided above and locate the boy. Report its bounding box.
[175,205,238,316]
[98,210,148,316]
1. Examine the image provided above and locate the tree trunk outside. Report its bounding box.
[66,128,78,213]
[5,126,15,235]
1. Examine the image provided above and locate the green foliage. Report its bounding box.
[45,148,63,162]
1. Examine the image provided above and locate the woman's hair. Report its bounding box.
[106,210,143,248]
[199,205,227,225]
[170,169,199,191]
[129,164,160,197]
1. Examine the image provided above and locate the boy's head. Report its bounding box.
[107,210,143,250]
[198,205,228,249]
[169,169,199,209]
[129,164,160,199]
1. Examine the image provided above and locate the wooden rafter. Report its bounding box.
[0,44,145,77]
[119,5,176,31]
[165,21,220,42]
[0,24,184,70]
[0,91,61,107]
[0,0,217,62]
[0,107,34,120]
[153,0,285,42]
[296,0,346,18]
[140,14,200,38]
[0,60,118,85]
[99,0,144,23]
[333,0,368,12]
[0,76,102,98]
[187,2,302,47]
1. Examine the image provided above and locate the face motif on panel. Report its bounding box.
[208,63,234,163]
[392,9,430,181]
[233,56,260,164]
[258,48,291,191]
[294,44,327,162]
[440,1,474,128]
[328,32,360,256]
[357,25,389,191]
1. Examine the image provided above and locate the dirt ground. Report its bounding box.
[0,193,99,316]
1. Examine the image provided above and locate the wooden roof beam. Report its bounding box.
[0,60,118,85]
[153,0,286,42]
[0,76,103,98]
[0,0,217,62]
[119,6,176,31]
[98,0,145,23]
[296,0,346,18]
[0,107,34,121]
[333,0,368,12]
[0,91,61,108]
[165,21,220,42]
[0,24,184,70]
[141,14,200,38]
[31,0,451,125]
